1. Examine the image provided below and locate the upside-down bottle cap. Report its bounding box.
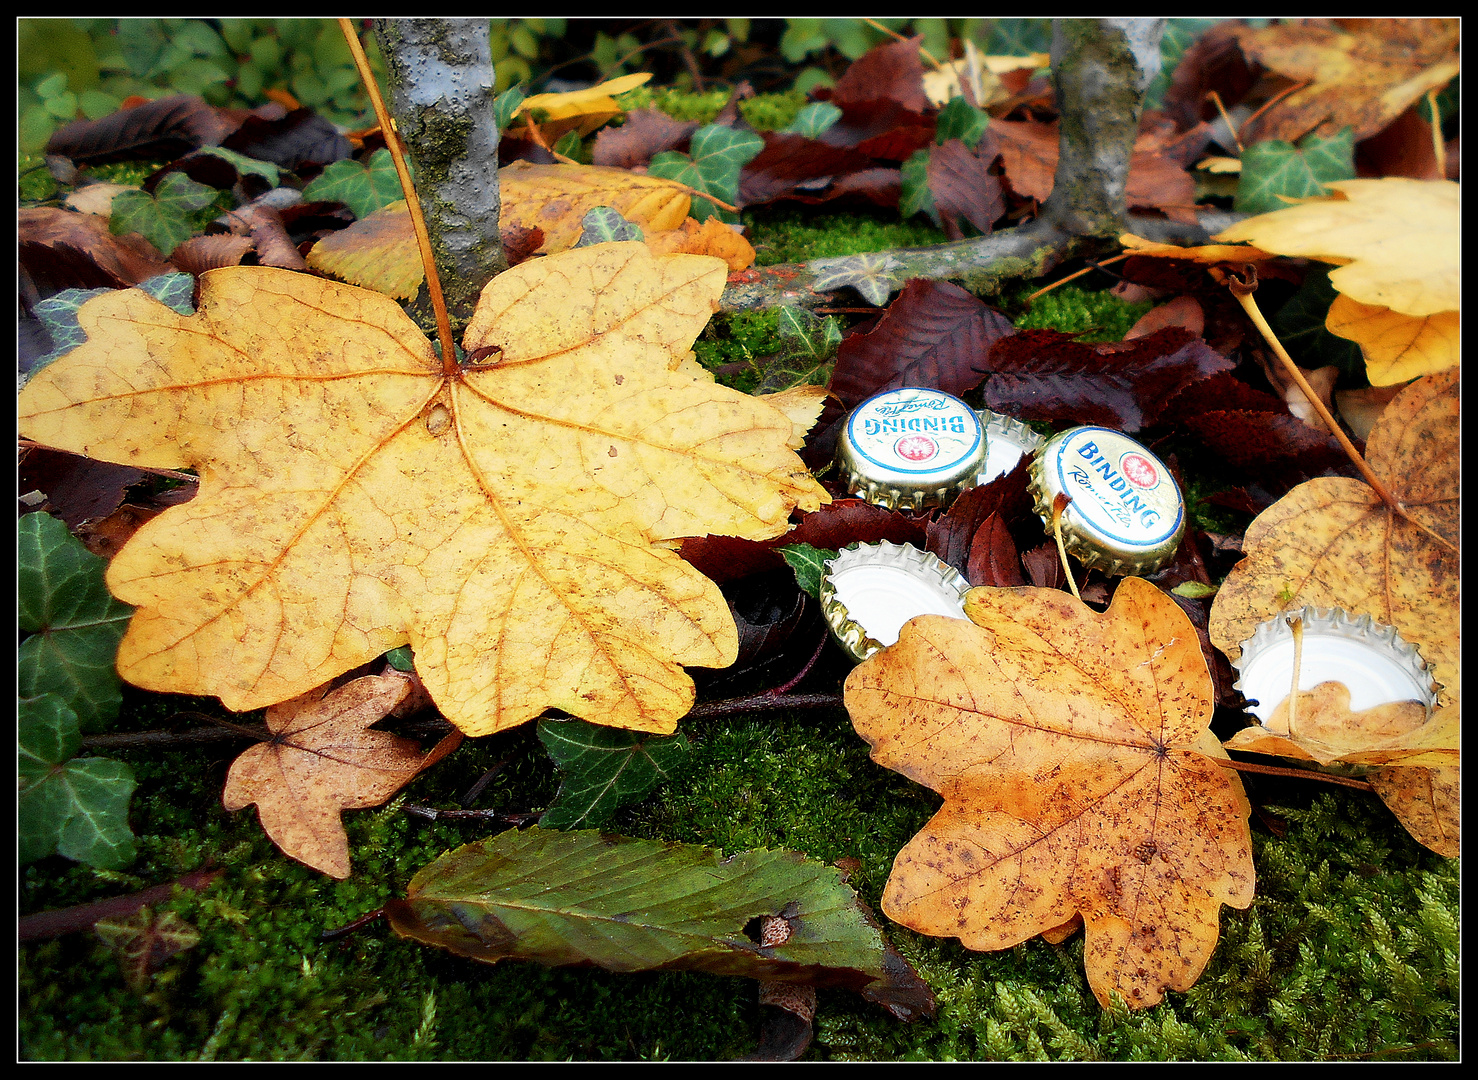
[1231,607,1438,723]
[820,541,972,663]
[978,409,1046,485]
[835,388,989,511]
[1027,426,1186,576]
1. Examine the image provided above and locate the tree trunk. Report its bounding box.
[373,19,506,333]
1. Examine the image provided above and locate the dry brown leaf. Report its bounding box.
[1118,233,1277,265]
[223,673,461,877]
[644,216,756,271]
[1235,19,1459,143]
[19,249,827,737]
[845,577,1255,1010]
[1366,764,1459,857]
[1209,370,1459,725]
[1224,681,1455,769]
[63,182,137,217]
[1334,382,1407,442]
[1324,294,1459,387]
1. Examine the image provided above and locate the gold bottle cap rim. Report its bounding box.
[1232,607,1438,722]
[820,541,971,663]
[978,409,1046,485]
[1028,426,1185,576]
[836,388,988,511]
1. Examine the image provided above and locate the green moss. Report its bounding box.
[1005,283,1153,343]
[690,309,784,393]
[614,87,807,132]
[20,153,58,202]
[745,207,948,266]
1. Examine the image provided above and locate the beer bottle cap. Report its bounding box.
[1231,607,1438,723]
[1028,426,1186,576]
[979,409,1046,485]
[836,388,989,511]
[820,541,971,662]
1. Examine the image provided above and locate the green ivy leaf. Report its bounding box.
[898,149,938,226]
[783,101,842,139]
[384,646,415,673]
[1143,19,1221,111]
[935,97,987,150]
[18,513,135,732]
[536,717,690,830]
[777,543,838,600]
[197,145,281,187]
[1268,266,1365,378]
[1235,128,1356,216]
[981,18,1053,55]
[492,84,528,131]
[756,307,842,394]
[19,693,137,869]
[26,273,195,382]
[302,147,403,221]
[573,206,644,247]
[647,124,763,223]
[109,171,219,256]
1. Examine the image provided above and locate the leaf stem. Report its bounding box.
[19,867,222,942]
[1212,755,1375,792]
[1426,87,1446,177]
[1205,90,1244,153]
[1050,493,1083,602]
[338,18,458,376]
[1025,252,1130,304]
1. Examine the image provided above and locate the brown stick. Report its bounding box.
[19,867,223,942]
[1212,756,1375,792]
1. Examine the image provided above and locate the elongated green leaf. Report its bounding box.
[20,693,136,869]
[1235,128,1356,215]
[492,84,528,132]
[109,171,219,256]
[648,124,763,223]
[898,149,938,226]
[537,717,688,829]
[302,147,403,220]
[777,543,838,600]
[573,205,644,247]
[386,828,934,1017]
[198,145,281,187]
[19,513,135,732]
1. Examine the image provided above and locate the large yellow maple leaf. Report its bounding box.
[18,245,827,736]
[845,578,1255,1010]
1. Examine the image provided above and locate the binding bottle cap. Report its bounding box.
[1028,426,1185,576]
[820,541,971,662]
[979,409,1046,485]
[1232,607,1438,723]
[836,388,989,511]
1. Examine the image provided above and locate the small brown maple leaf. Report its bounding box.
[223,673,461,878]
[845,577,1256,1010]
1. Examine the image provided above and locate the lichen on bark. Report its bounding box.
[374,18,507,332]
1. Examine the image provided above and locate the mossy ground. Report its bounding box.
[19,91,1459,1063]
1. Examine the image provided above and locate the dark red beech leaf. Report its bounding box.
[592,108,698,170]
[1020,541,1067,590]
[1179,410,1351,476]
[850,124,936,162]
[678,535,787,586]
[46,95,233,166]
[826,37,931,113]
[1159,370,1287,419]
[1161,21,1261,131]
[820,100,934,154]
[739,134,878,206]
[924,457,1034,580]
[220,106,352,172]
[1124,295,1205,340]
[19,208,172,297]
[982,327,1234,432]
[967,513,1025,588]
[774,169,903,211]
[927,138,1005,240]
[170,234,256,275]
[17,447,145,531]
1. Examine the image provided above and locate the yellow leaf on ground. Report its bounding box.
[499,160,692,254]
[1209,370,1459,772]
[645,215,756,271]
[18,248,828,736]
[1224,682,1455,769]
[223,673,462,878]
[516,72,653,138]
[1234,19,1459,143]
[1324,293,1458,386]
[1366,764,1459,857]
[1118,233,1276,265]
[1214,178,1459,317]
[755,384,829,450]
[845,578,1255,1010]
[306,199,424,300]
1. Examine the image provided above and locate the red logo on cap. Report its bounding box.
[894,435,938,462]
[1120,453,1158,488]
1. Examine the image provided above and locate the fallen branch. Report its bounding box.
[19,867,223,942]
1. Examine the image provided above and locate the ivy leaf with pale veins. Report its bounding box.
[1235,129,1356,215]
[301,147,403,221]
[574,205,644,246]
[18,250,828,737]
[94,906,200,991]
[19,512,135,732]
[784,102,842,138]
[755,306,842,395]
[109,171,219,257]
[19,693,137,869]
[385,827,935,1020]
[648,123,764,222]
[537,716,690,830]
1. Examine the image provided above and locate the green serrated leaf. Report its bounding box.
[537,717,689,830]
[777,543,838,600]
[109,171,219,256]
[982,18,1054,56]
[302,147,404,221]
[784,101,842,139]
[385,827,933,1017]
[18,513,136,732]
[898,148,938,226]
[573,206,644,247]
[19,693,137,869]
[647,124,763,223]
[1235,128,1356,216]
[935,97,987,150]
[197,145,281,187]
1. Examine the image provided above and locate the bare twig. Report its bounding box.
[19,867,223,942]
[1212,756,1376,792]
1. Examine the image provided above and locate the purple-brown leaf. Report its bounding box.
[926,138,1004,240]
[592,108,698,170]
[47,95,232,166]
